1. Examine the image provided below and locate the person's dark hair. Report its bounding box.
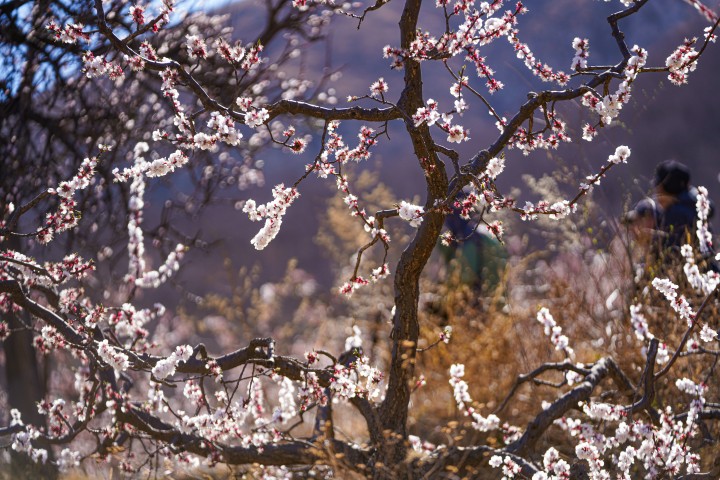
[654,159,690,195]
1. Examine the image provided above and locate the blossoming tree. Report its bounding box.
[1,0,720,478]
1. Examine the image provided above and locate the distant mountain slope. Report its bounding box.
[197,0,720,289]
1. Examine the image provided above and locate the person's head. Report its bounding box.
[654,159,690,196]
[654,160,690,209]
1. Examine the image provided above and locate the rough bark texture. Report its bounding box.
[377,0,449,473]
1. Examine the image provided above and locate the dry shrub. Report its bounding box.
[405,176,720,470]
[182,171,718,476]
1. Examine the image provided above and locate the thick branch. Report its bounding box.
[419,445,539,478]
[624,338,660,422]
[0,279,86,346]
[380,0,449,441]
[496,361,592,414]
[506,358,616,457]
[118,405,369,468]
[267,100,401,122]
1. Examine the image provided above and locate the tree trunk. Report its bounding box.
[2,236,56,478]
[377,0,449,474]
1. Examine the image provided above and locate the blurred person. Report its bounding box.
[626,159,716,264]
[439,212,506,292]
[624,197,661,248]
[653,159,712,248]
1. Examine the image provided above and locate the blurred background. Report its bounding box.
[2,0,719,473]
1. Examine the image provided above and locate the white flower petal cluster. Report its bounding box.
[665,39,699,85]
[607,145,631,164]
[244,184,300,250]
[652,277,695,326]
[97,339,130,372]
[344,325,363,352]
[571,37,590,70]
[695,186,714,255]
[273,377,297,424]
[53,157,98,198]
[412,99,441,127]
[398,200,424,228]
[489,455,522,478]
[152,344,194,380]
[681,242,719,295]
[630,304,654,343]
[135,244,186,288]
[329,356,384,402]
[485,156,505,179]
[582,46,646,125]
[449,364,501,432]
[369,77,388,96]
[244,108,270,128]
[536,307,574,358]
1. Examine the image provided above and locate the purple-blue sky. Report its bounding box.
[175,0,720,291]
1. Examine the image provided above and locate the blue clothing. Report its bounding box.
[660,187,714,248]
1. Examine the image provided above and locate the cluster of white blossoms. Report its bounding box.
[449,364,501,432]
[535,383,706,480]
[506,28,570,86]
[398,200,425,228]
[272,376,297,424]
[489,455,523,479]
[97,339,130,372]
[546,200,574,221]
[206,111,243,147]
[151,344,194,380]
[215,38,264,70]
[665,38,699,85]
[607,145,631,165]
[527,226,718,478]
[237,97,270,129]
[186,34,208,59]
[571,37,590,71]
[170,381,277,447]
[581,46,647,128]
[11,423,46,465]
[369,77,389,97]
[695,186,713,254]
[528,447,571,480]
[629,304,670,363]
[485,156,505,180]
[680,244,720,296]
[412,98,442,127]
[46,20,90,44]
[536,307,574,358]
[118,149,189,180]
[37,398,68,437]
[135,244,186,289]
[411,98,470,142]
[677,254,719,344]
[116,143,186,288]
[652,278,695,326]
[35,156,101,243]
[243,184,300,250]
[330,356,385,401]
[107,303,164,340]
